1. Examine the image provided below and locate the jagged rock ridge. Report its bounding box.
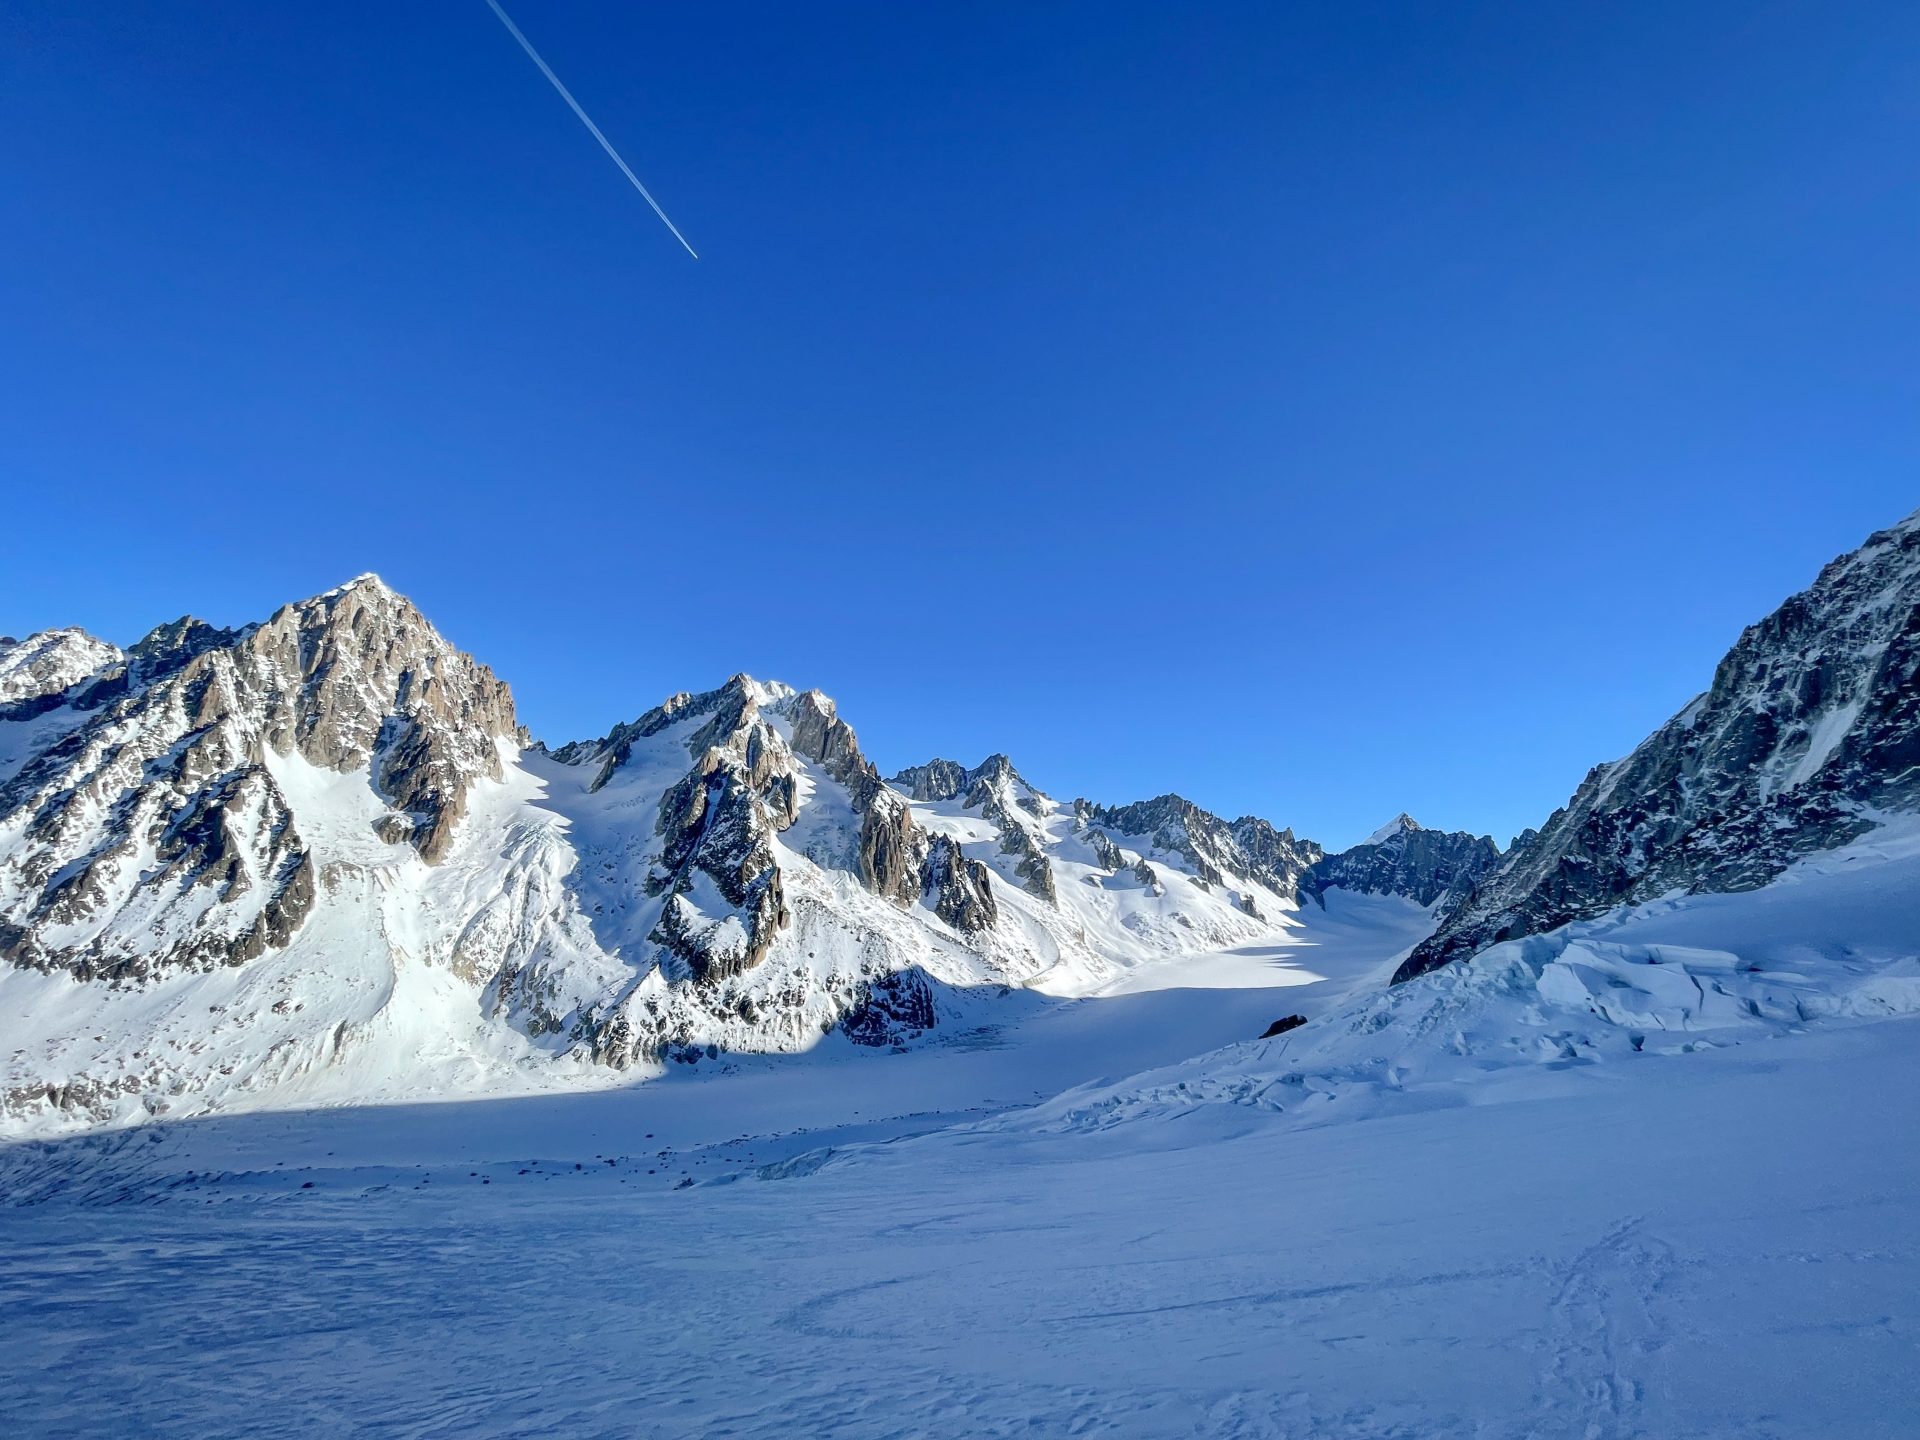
[1074,794,1324,905]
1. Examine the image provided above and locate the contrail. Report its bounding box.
[482,0,698,258]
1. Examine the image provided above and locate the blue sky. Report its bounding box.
[4,1,1915,850]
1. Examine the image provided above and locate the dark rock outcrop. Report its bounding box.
[1086,828,1127,872]
[889,758,970,803]
[892,754,1058,903]
[1310,818,1501,911]
[787,690,922,907]
[972,800,1056,904]
[923,835,997,932]
[840,968,939,1047]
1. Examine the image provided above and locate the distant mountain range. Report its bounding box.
[0,577,1490,1130]
[3,506,1914,1131]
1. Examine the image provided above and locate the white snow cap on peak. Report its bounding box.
[306,573,398,603]
[1362,813,1421,847]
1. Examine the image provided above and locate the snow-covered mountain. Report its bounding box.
[1399,507,1920,983]
[932,508,1920,1154]
[0,579,1463,1133]
[0,629,121,708]
[1307,814,1500,911]
[8,513,1920,1439]
[7,508,1915,1137]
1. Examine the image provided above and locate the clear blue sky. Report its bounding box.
[4,2,1915,849]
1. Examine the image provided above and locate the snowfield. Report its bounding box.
[3,826,1917,1438]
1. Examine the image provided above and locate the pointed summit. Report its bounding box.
[1362,813,1421,847]
[324,572,395,599]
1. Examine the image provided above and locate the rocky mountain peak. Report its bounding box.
[969,753,1021,785]
[1077,794,1323,904]
[890,758,971,803]
[244,577,523,861]
[0,628,122,709]
[326,572,395,598]
[548,676,930,992]
[1362,813,1421,847]
[0,577,523,982]
[1310,821,1499,911]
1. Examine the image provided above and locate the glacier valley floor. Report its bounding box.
[2,886,1917,1439]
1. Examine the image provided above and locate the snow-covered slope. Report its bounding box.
[996,816,1920,1137]
[1,583,1430,1135]
[1,825,1913,1440]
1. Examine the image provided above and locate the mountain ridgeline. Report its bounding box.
[3,506,1915,1129]
[0,580,1484,1129]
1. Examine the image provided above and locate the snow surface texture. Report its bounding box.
[1,836,1916,1438]
[993,815,1920,1136]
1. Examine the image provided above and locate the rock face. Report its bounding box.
[1397,509,1920,984]
[1310,817,1501,910]
[890,757,1332,923]
[630,681,795,983]
[963,757,1058,902]
[0,575,518,980]
[839,968,941,1048]
[890,759,971,803]
[922,836,997,932]
[787,691,922,907]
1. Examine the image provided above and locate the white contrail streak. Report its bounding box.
[482,0,698,258]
